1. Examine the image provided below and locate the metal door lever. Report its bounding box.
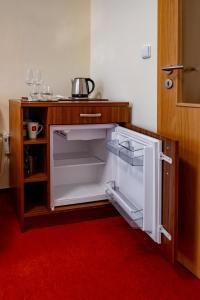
[161,64,184,75]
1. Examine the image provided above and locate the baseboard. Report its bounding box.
[177,251,200,279]
[0,186,10,190]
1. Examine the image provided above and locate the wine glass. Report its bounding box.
[33,69,42,86]
[25,69,43,100]
[33,69,42,100]
[25,69,34,100]
[25,68,33,86]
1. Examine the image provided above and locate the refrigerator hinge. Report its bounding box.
[160,152,172,164]
[159,225,172,241]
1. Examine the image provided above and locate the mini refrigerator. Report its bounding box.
[50,124,175,245]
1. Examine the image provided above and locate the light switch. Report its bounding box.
[142,45,151,59]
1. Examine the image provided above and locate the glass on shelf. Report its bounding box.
[30,84,40,100]
[25,68,42,101]
[40,84,53,100]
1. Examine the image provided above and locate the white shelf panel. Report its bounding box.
[54,152,105,167]
[55,128,107,140]
[54,152,90,160]
[53,182,107,206]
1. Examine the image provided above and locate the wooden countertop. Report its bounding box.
[9,99,131,107]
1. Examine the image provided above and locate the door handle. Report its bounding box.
[161,64,184,75]
[80,113,102,118]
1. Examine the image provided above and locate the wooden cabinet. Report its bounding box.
[9,99,131,230]
[9,99,178,263]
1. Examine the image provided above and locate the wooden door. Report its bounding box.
[158,0,200,277]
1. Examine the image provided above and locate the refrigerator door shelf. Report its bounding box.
[106,140,144,166]
[106,182,143,229]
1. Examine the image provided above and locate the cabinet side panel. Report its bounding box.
[125,124,178,263]
[9,100,24,229]
[47,108,51,210]
[161,139,178,262]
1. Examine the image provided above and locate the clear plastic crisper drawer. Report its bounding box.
[106,139,144,166]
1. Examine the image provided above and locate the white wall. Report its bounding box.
[0,0,90,187]
[90,0,157,131]
[0,0,158,187]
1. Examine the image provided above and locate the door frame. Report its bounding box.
[157,0,181,137]
[157,0,179,263]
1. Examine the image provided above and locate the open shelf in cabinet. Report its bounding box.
[24,172,48,183]
[24,182,48,216]
[24,138,48,145]
[24,205,49,218]
[24,144,47,180]
[23,107,48,140]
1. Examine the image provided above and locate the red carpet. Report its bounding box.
[1,195,200,300]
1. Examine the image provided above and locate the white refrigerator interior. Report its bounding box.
[50,124,162,243]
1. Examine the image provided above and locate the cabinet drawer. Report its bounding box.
[48,106,130,125]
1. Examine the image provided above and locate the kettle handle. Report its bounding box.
[86,78,95,95]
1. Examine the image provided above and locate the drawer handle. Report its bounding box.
[80,113,102,118]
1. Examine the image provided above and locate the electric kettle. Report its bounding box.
[71,78,95,98]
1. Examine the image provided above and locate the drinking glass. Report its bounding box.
[41,84,53,100]
[25,68,33,86]
[30,84,40,100]
[25,69,43,100]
